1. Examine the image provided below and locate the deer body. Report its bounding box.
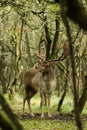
[23,61,56,118]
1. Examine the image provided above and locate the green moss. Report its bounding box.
[3,92,87,130]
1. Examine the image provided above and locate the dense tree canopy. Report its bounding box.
[0,0,87,130]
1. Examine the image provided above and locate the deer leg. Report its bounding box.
[44,93,47,106]
[48,95,52,117]
[40,93,47,107]
[27,88,37,117]
[41,94,45,118]
[23,95,27,115]
[27,99,34,117]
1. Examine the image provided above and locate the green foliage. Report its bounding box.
[3,92,87,130]
[47,4,60,14]
[22,119,76,130]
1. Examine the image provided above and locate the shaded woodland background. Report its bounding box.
[0,0,87,130]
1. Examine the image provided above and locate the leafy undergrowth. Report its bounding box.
[4,92,87,130]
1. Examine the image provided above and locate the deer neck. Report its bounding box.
[42,68,55,81]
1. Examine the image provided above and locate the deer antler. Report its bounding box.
[49,55,65,63]
[36,55,45,61]
[35,54,65,64]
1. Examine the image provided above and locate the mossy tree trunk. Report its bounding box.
[44,15,60,59]
[8,18,24,98]
[60,1,83,129]
[0,93,23,130]
[76,75,87,114]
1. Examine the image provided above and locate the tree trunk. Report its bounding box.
[55,0,87,31]
[44,15,52,59]
[76,75,87,114]
[57,59,69,111]
[25,32,33,67]
[60,1,83,129]
[0,93,23,130]
[51,17,60,57]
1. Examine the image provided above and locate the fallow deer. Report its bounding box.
[23,58,57,118]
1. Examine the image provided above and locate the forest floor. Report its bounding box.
[5,92,87,130]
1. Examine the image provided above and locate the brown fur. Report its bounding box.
[23,61,56,118]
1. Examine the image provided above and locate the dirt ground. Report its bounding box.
[21,112,87,122]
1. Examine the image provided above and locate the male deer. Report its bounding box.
[23,58,56,118]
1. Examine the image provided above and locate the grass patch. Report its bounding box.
[4,92,87,130]
[21,119,76,130]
